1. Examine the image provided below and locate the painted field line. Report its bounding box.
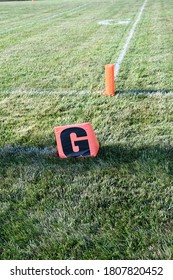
[39,3,87,22]
[1,89,173,96]
[0,90,92,95]
[0,4,87,35]
[114,0,148,79]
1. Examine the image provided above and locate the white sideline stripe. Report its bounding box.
[0,4,87,35]
[0,90,92,95]
[0,146,56,156]
[114,0,148,79]
[1,90,173,96]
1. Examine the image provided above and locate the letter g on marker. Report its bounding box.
[54,122,99,158]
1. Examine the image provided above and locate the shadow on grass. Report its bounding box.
[117,89,173,95]
[0,143,172,259]
[0,143,172,176]
[98,144,173,176]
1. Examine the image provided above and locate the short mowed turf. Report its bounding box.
[0,0,173,259]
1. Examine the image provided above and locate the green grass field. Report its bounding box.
[0,0,173,260]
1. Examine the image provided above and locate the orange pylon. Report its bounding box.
[105,64,115,96]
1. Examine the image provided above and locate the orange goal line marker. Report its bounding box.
[105,64,115,96]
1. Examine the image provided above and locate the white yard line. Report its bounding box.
[114,0,148,79]
[0,4,87,35]
[39,4,87,22]
[0,90,92,95]
[1,89,173,96]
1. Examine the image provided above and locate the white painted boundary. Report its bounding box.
[0,4,87,35]
[0,90,92,95]
[1,90,173,96]
[40,3,87,22]
[114,0,148,79]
